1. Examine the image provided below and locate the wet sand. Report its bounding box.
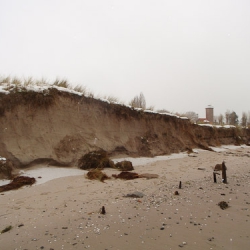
[0,146,250,250]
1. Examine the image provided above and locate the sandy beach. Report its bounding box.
[1,146,250,250]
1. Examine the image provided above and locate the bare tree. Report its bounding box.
[214,115,220,124]
[147,105,154,111]
[241,112,248,127]
[229,111,238,125]
[182,111,198,123]
[218,114,224,125]
[129,92,146,109]
[225,110,230,124]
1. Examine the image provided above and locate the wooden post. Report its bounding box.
[222,162,227,184]
[213,172,217,183]
[101,206,106,215]
[179,181,182,189]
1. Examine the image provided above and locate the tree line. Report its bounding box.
[214,110,250,127]
[129,93,249,127]
[175,110,250,127]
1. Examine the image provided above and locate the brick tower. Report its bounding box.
[206,105,214,124]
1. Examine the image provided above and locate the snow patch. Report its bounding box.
[0,156,6,161]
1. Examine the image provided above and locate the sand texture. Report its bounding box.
[0,146,250,250]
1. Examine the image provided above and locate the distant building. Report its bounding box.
[197,105,214,124]
[197,118,210,124]
[206,105,214,123]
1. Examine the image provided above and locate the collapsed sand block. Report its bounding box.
[78,150,115,170]
[115,160,134,171]
[0,159,14,179]
[0,176,36,192]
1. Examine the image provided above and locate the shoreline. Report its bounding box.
[1,144,247,187]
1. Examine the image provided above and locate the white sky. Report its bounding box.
[0,0,249,118]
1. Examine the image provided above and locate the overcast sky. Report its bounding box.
[0,0,249,118]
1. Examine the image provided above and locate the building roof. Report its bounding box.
[197,118,210,123]
[206,105,213,109]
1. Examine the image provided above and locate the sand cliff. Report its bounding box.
[0,89,249,168]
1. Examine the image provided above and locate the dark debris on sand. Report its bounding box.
[218,201,229,210]
[0,176,36,192]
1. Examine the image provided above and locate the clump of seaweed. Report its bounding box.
[0,176,36,192]
[1,225,12,234]
[86,169,110,182]
[112,171,139,180]
[218,201,229,210]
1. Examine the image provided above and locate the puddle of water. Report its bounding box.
[0,179,10,185]
[210,144,248,152]
[0,166,86,186]
[112,152,188,166]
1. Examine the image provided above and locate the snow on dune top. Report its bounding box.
[0,81,187,121]
[0,82,83,96]
[198,123,213,127]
